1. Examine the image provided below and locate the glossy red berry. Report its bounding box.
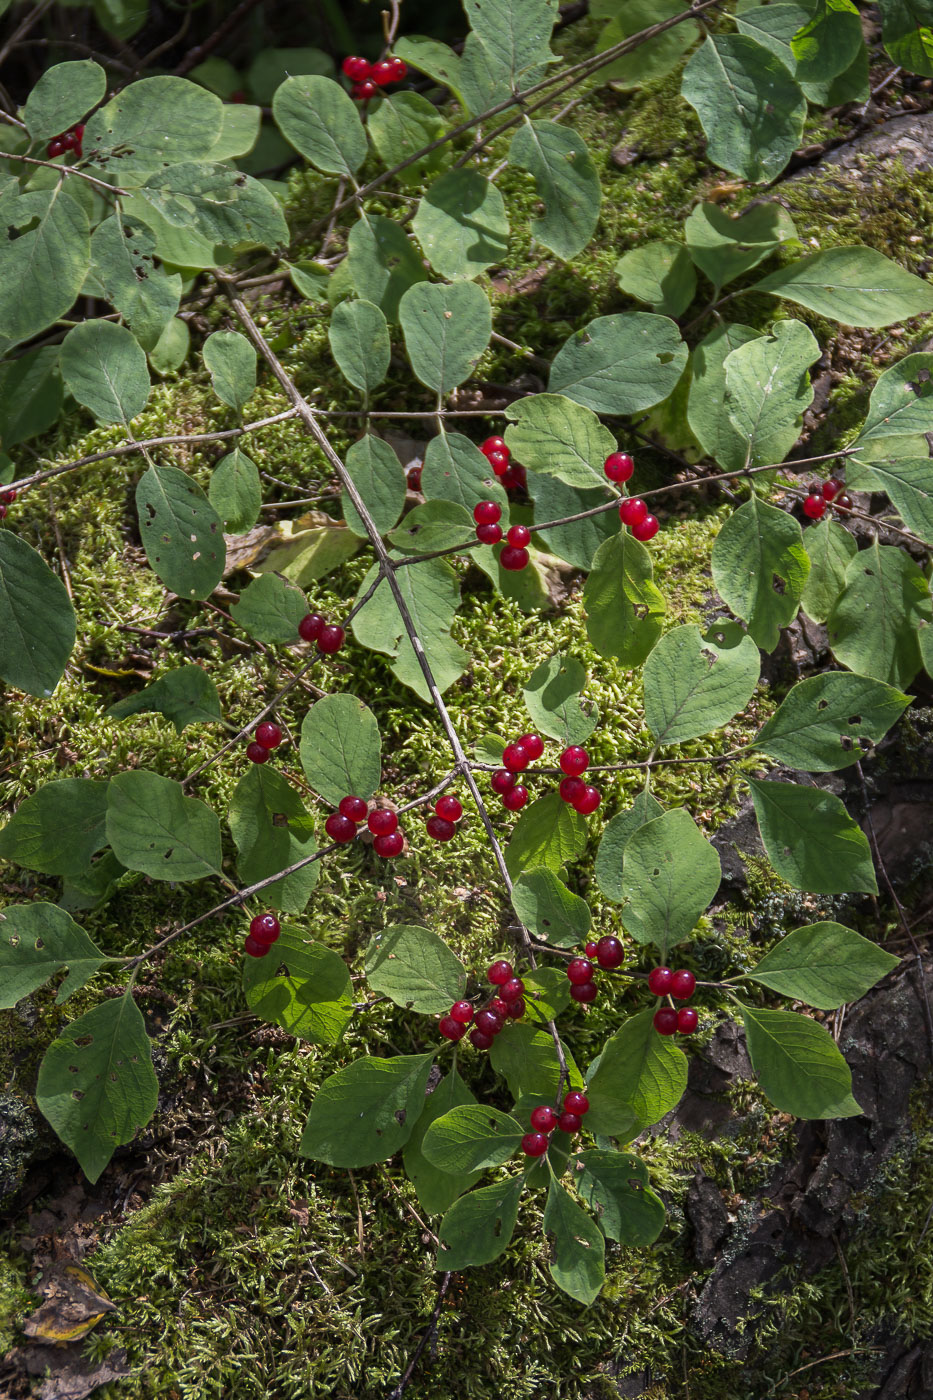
[803,494,826,520]
[298,612,325,642]
[822,478,842,501]
[670,969,697,1000]
[502,742,529,773]
[325,812,357,844]
[530,1105,557,1132]
[371,59,397,86]
[502,784,528,812]
[619,497,648,528]
[573,785,601,815]
[490,768,516,795]
[481,436,508,458]
[351,79,379,99]
[439,1015,466,1041]
[486,449,509,474]
[559,746,589,777]
[489,996,509,1017]
[567,957,594,985]
[677,1007,699,1035]
[584,941,598,959]
[406,464,422,491]
[73,124,85,141]
[47,138,64,158]
[596,936,625,970]
[373,831,404,857]
[564,1090,589,1116]
[60,131,78,151]
[506,997,525,1018]
[426,814,456,842]
[654,1007,679,1035]
[339,795,368,823]
[317,624,345,654]
[506,523,530,548]
[648,966,674,996]
[500,978,524,1004]
[475,1008,504,1036]
[570,981,598,1003]
[469,1028,494,1050]
[342,55,372,80]
[450,1001,474,1024]
[387,56,408,82]
[476,523,503,545]
[522,1131,549,1157]
[250,913,280,943]
[517,733,543,761]
[500,545,529,571]
[473,500,501,525]
[559,776,585,805]
[835,493,853,511]
[0,489,16,504]
[604,451,635,483]
[255,721,282,749]
[487,959,513,985]
[246,741,270,764]
[632,514,659,542]
[368,809,398,836]
[244,933,268,957]
[435,795,463,822]
[557,1111,582,1134]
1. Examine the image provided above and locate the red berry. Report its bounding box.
[246,741,270,764]
[564,1091,589,1116]
[317,624,345,654]
[475,1008,504,1036]
[530,1105,557,1132]
[325,812,357,844]
[489,996,509,1017]
[596,936,624,970]
[47,138,64,158]
[677,1007,699,1035]
[557,1111,582,1134]
[426,814,456,842]
[0,504,7,519]
[584,941,598,959]
[572,785,601,815]
[406,465,422,491]
[0,489,16,504]
[298,613,325,642]
[476,523,503,545]
[559,776,585,804]
[499,467,520,490]
[647,967,673,996]
[368,809,398,836]
[501,977,524,1002]
[351,79,379,100]
[469,1028,494,1050]
[835,493,853,511]
[570,981,598,1003]
[450,1001,474,1024]
[506,997,525,1018]
[502,784,528,812]
[517,734,543,761]
[567,957,594,985]
[487,960,513,985]
[439,1015,466,1041]
[506,523,530,548]
[73,124,85,140]
[255,721,282,749]
[339,795,368,823]
[822,478,842,501]
[371,59,397,86]
[499,545,529,571]
[387,56,407,82]
[619,497,648,528]
[632,514,659,542]
[373,831,404,857]
[654,1007,679,1035]
[522,1131,549,1157]
[490,768,516,795]
[502,742,529,773]
[435,795,463,822]
[604,451,635,483]
[803,494,826,520]
[249,913,280,943]
[670,968,696,1000]
[244,933,268,957]
[559,746,588,777]
[486,449,509,474]
[481,436,508,458]
[60,131,78,151]
[473,500,501,525]
[342,55,371,80]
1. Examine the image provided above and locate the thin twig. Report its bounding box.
[47,488,73,601]
[388,1272,452,1400]
[0,0,55,71]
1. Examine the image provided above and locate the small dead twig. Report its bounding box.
[388,1272,452,1400]
[47,488,73,601]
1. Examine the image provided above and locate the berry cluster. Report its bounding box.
[244,911,280,958]
[47,123,84,159]
[490,739,603,817]
[649,965,698,1035]
[426,793,463,842]
[522,1090,590,1156]
[439,960,526,1045]
[802,478,852,521]
[472,501,531,571]
[297,611,345,654]
[565,936,625,1003]
[479,436,526,493]
[0,487,16,521]
[246,720,283,765]
[341,53,407,101]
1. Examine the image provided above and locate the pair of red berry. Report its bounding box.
[244,911,280,957]
[425,793,463,842]
[342,53,407,100]
[523,1090,590,1156]
[556,744,601,815]
[619,496,659,542]
[649,965,698,1035]
[802,478,852,521]
[0,486,16,520]
[327,798,405,857]
[47,123,84,159]
[297,612,345,654]
[479,436,526,493]
[566,936,625,1003]
[472,501,531,571]
[246,720,283,765]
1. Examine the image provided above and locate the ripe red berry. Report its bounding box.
[488,959,513,985]
[387,56,407,82]
[60,131,78,151]
[339,795,368,822]
[249,913,280,943]
[559,776,585,805]
[317,624,345,654]
[439,1015,466,1041]
[500,544,529,571]
[435,795,463,822]
[567,957,594,985]
[0,505,8,519]
[596,936,624,970]
[255,721,282,749]
[481,436,508,458]
[803,494,826,520]
[677,1007,699,1034]
[502,784,528,812]
[648,966,673,996]
[73,124,85,141]
[517,733,543,761]
[244,933,268,957]
[47,138,64,158]
[670,968,697,1000]
[486,449,509,474]
[572,785,601,815]
[246,741,270,764]
[822,478,842,501]
[502,742,529,773]
[557,1111,582,1134]
[571,981,598,1003]
[475,1008,504,1036]
[530,1105,557,1132]
[632,514,659,542]
[506,997,525,1018]
[373,831,404,857]
[501,977,524,1002]
[406,464,422,491]
[325,812,357,844]
[618,497,648,528]
[351,79,379,99]
[584,941,598,959]
[604,451,635,483]
[476,523,503,545]
[298,612,325,642]
[371,59,397,86]
[559,746,589,777]
[564,1091,589,1116]
[473,500,501,526]
[499,467,520,490]
[506,523,530,548]
[0,489,16,504]
[426,814,456,842]
[444,1005,470,1029]
[489,996,509,1017]
[654,1007,679,1035]
[522,1131,549,1157]
[469,1028,494,1050]
[368,809,398,836]
[490,768,516,795]
[835,492,853,511]
[342,55,372,80]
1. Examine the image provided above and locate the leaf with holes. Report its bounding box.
[585,1008,688,1137]
[620,809,721,956]
[753,247,933,328]
[575,1150,666,1246]
[584,532,667,667]
[342,434,405,538]
[594,790,664,904]
[723,319,819,470]
[399,281,492,395]
[741,1005,862,1118]
[299,694,381,806]
[0,186,89,345]
[89,214,181,352]
[300,1052,436,1167]
[436,1174,524,1269]
[423,1104,524,1173]
[83,75,224,175]
[140,164,288,251]
[615,242,697,318]
[801,518,857,623]
[504,792,588,879]
[0,778,109,877]
[60,321,150,427]
[511,868,592,947]
[366,925,467,1014]
[684,201,798,289]
[543,1180,605,1305]
[522,652,598,744]
[208,448,262,534]
[203,331,256,414]
[711,494,809,652]
[747,777,878,893]
[412,170,509,282]
[644,620,760,746]
[508,120,601,261]
[0,532,76,697]
[136,463,225,600]
[107,666,222,734]
[0,904,105,1008]
[105,770,222,882]
[273,74,368,175]
[22,59,106,142]
[242,927,350,1043]
[504,393,616,491]
[549,313,687,416]
[755,672,910,770]
[749,921,900,1009]
[826,539,930,687]
[228,766,318,914]
[230,574,308,644]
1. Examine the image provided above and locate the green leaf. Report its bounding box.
[754,672,910,771]
[368,91,446,183]
[800,39,869,105]
[749,922,900,1009]
[203,331,256,414]
[584,531,667,666]
[22,60,106,142]
[878,0,933,76]
[412,169,509,281]
[0,346,63,450]
[543,1180,605,1305]
[242,928,350,1043]
[594,790,664,904]
[366,925,467,1014]
[687,322,760,469]
[0,778,109,876]
[228,766,318,914]
[299,1053,435,1167]
[230,573,308,644]
[342,434,405,537]
[615,242,696,318]
[247,46,332,103]
[747,777,878,894]
[0,904,105,1008]
[504,791,588,879]
[394,36,469,108]
[523,652,598,744]
[436,1175,524,1270]
[388,501,474,555]
[549,313,687,415]
[285,260,329,304]
[351,557,468,700]
[328,300,390,399]
[404,1071,483,1215]
[528,474,617,570]
[620,809,721,956]
[0,186,89,345]
[511,869,591,947]
[36,993,159,1183]
[136,464,226,600]
[140,164,288,251]
[208,103,262,161]
[491,1022,584,1103]
[681,35,806,183]
[105,770,222,881]
[107,666,222,734]
[507,120,600,261]
[586,1008,689,1136]
[711,494,810,652]
[272,74,367,175]
[826,539,930,687]
[423,1104,524,1173]
[521,965,572,1019]
[345,214,428,321]
[59,320,150,427]
[575,1150,666,1246]
[801,519,857,623]
[208,448,262,534]
[644,620,760,746]
[466,0,557,82]
[149,317,190,375]
[723,319,820,470]
[848,455,933,544]
[421,430,507,512]
[399,281,492,395]
[299,693,381,805]
[594,0,699,86]
[89,214,181,352]
[753,247,933,328]
[734,2,812,65]
[856,353,933,442]
[504,393,616,491]
[791,0,864,84]
[85,75,223,175]
[684,201,798,289]
[0,531,76,696]
[741,1005,862,1118]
